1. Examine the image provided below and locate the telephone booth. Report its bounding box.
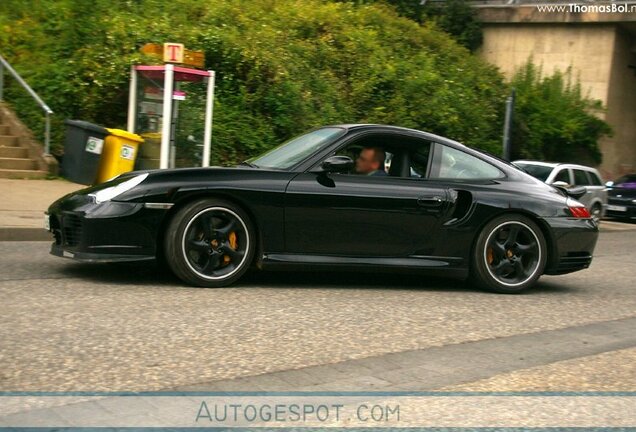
[126,64,215,169]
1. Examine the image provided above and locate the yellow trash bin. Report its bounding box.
[95,129,144,184]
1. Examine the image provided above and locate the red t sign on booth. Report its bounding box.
[163,43,184,64]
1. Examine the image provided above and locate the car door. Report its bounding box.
[283,144,452,257]
[572,168,594,208]
[549,167,572,185]
[585,170,607,206]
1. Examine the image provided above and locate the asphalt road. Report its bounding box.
[1,230,635,392]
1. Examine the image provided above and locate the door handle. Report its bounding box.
[417,195,444,207]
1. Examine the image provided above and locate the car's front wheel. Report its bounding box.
[471,214,547,293]
[164,198,255,287]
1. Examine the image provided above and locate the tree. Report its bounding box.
[421,0,483,52]
[510,61,611,165]
[377,0,483,52]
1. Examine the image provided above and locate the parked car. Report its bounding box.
[512,161,607,222]
[46,125,599,293]
[605,174,636,221]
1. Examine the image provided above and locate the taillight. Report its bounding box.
[565,197,591,218]
[568,206,591,218]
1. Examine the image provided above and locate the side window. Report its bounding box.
[553,169,571,184]
[334,142,390,176]
[409,143,432,178]
[573,169,591,186]
[589,172,603,186]
[335,143,364,162]
[382,151,394,173]
[429,144,503,180]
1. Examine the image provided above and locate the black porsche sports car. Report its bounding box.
[46,124,598,293]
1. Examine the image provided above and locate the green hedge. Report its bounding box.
[510,61,611,165]
[0,0,609,166]
[0,0,506,164]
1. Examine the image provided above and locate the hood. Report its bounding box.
[54,166,252,204]
[608,186,636,198]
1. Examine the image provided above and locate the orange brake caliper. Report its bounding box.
[223,231,238,265]
[487,246,494,265]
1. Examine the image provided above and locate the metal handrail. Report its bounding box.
[0,53,53,155]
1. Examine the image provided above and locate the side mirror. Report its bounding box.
[551,181,586,199]
[605,181,614,188]
[552,181,571,188]
[553,182,586,199]
[321,155,354,173]
[565,185,587,199]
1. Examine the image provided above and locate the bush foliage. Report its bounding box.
[1,0,505,164]
[510,61,611,165]
[0,0,609,166]
[381,0,483,52]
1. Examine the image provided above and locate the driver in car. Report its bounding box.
[356,147,387,176]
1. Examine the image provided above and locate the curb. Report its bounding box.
[0,228,52,242]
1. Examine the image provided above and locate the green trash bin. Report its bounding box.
[61,120,109,185]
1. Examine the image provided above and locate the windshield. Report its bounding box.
[247,127,346,169]
[514,163,554,182]
[615,174,636,186]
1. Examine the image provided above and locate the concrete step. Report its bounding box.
[0,146,28,158]
[0,168,48,179]
[0,157,36,170]
[0,135,19,146]
[0,102,56,177]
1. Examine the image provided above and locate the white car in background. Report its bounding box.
[513,161,607,222]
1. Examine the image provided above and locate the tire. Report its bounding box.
[590,203,603,224]
[164,198,255,287]
[471,214,547,294]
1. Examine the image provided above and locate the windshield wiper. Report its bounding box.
[238,161,259,168]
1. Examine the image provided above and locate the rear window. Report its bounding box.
[589,172,603,186]
[514,163,553,182]
[430,145,502,180]
[573,169,591,186]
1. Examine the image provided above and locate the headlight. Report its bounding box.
[89,173,148,204]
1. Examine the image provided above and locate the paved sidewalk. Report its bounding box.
[170,317,636,392]
[1,318,635,428]
[440,346,636,391]
[0,178,83,240]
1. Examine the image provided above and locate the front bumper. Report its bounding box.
[49,243,155,263]
[605,197,636,220]
[542,216,599,275]
[46,193,170,262]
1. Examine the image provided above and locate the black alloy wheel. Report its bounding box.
[472,214,547,293]
[590,203,603,224]
[164,199,255,287]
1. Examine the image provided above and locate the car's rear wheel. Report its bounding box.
[471,214,547,293]
[590,203,603,224]
[164,198,255,287]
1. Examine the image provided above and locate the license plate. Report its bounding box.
[607,204,627,212]
[44,214,50,231]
